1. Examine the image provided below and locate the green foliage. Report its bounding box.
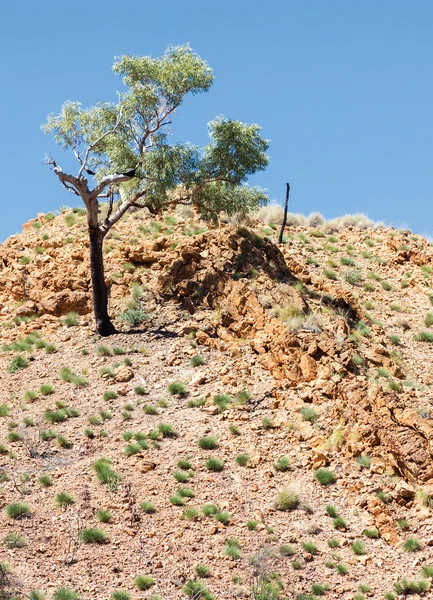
[276,488,299,511]
[402,537,422,552]
[167,381,186,395]
[223,538,242,559]
[4,532,27,548]
[213,393,231,412]
[140,501,156,514]
[55,492,75,508]
[393,579,428,595]
[351,540,366,555]
[190,355,205,367]
[81,528,107,544]
[120,306,151,326]
[198,436,218,449]
[158,423,176,437]
[300,406,319,423]
[111,591,130,600]
[6,502,30,519]
[8,355,28,373]
[43,45,269,233]
[274,456,290,472]
[206,458,224,472]
[195,564,211,578]
[134,575,155,590]
[60,312,79,327]
[301,541,318,555]
[96,509,112,523]
[53,588,80,600]
[356,455,371,469]
[314,468,337,485]
[92,457,120,490]
[183,580,214,600]
[415,331,433,343]
[60,367,87,386]
[38,475,53,488]
[236,453,249,467]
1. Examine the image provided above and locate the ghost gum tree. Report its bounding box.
[42,45,269,336]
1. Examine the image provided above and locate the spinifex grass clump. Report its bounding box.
[6,502,30,519]
[315,468,337,485]
[168,381,186,396]
[276,488,299,511]
[81,528,107,544]
[92,458,120,490]
[60,367,87,387]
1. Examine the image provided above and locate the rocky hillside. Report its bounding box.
[0,207,433,600]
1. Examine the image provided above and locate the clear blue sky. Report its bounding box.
[1,0,432,241]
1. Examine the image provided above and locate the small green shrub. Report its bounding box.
[213,393,231,412]
[280,544,296,556]
[55,492,75,508]
[187,397,206,408]
[336,564,348,575]
[415,331,433,343]
[96,509,112,523]
[38,475,53,487]
[4,532,27,548]
[402,537,422,552]
[356,455,371,469]
[103,390,118,401]
[332,516,347,529]
[276,488,299,511]
[158,423,176,438]
[111,591,131,600]
[183,580,214,600]
[300,406,319,423]
[301,541,318,555]
[134,575,155,590]
[81,528,107,544]
[57,436,73,449]
[53,588,80,600]
[393,579,428,595]
[236,453,249,467]
[202,504,219,517]
[274,456,290,472]
[223,538,241,559]
[6,502,30,519]
[140,501,156,514]
[61,312,79,327]
[198,436,218,450]
[214,511,231,524]
[182,508,200,520]
[351,540,366,555]
[167,381,186,395]
[195,564,211,578]
[314,468,337,485]
[92,457,120,490]
[8,355,28,373]
[363,528,380,539]
[190,355,205,367]
[120,307,150,326]
[206,458,224,472]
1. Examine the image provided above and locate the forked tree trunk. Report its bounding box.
[88,227,116,336]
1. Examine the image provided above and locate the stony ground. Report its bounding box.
[0,208,433,600]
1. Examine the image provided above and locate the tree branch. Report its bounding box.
[77,107,124,178]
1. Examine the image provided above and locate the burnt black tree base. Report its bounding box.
[278,183,290,244]
[89,228,117,336]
